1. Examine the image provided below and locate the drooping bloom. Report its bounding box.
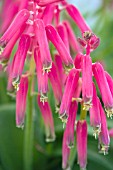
[34,48,48,103]
[63,20,81,53]
[34,19,52,72]
[65,101,77,148]
[11,34,30,90]
[42,4,55,26]
[76,120,87,170]
[82,54,93,110]
[98,100,110,155]
[37,95,56,142]
[90,83,101,138]
[0,9,30,48]
[57,23,70,52]
[16,76,28,128]
[0,26,26,65]
[59,68,79,121]
[54,54,67,87]
[62,129,70,170]
[66,4,100,53]
[48,62,62,105]
[93,62,113,118]
[1,1,113,170]
[0,0,19,34]
[46,24,74,70]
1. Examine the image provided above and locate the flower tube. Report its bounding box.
[93,62,113,118]
[34,48,48,103]
[63,20,81,53]
[0,9,30,48]
[76,120,87,170]
[34,19,52,73]
[98,100,110,155]
[82,54,93,110]
[46,24,74,70]
[66,4,100,52]
[37,95,56,142]
[16,76,28,128]
[12,34,30,90]
[48,62,62,105]
[90,83,101,138]
[57,23,70,52]
[59,68,79,121]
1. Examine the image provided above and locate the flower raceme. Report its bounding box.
[0,0,113,170]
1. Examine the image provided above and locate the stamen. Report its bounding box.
[26,19,34,25]
[105,107,113,119]
[93,125,101,139]
[12,76,20,91]
[99,144,109,155]
[83,101,92,111]
[59,111,68,123]
[40,93,48,104]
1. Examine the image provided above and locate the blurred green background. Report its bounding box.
[0,0,113,170]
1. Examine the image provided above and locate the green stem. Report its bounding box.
[80,104,87,120]
[23,76,34,170]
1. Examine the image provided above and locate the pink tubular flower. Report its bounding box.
[109,129,113,138]
[0,25,26,64]
[65,4,100,52]
[34,48,48,103]
[74,53,82,69]
[0,9,30,48]
[0,0,19,34]
[36,0,64,6]
[16,76,28,128]
[37,95,56,142]
[93,62,113,118]
[105,71,113,97]
[54,54,67,87]
[57,23,70,52]
[45,24,74,70]
[48,62,62,105]
[90,83,101,138]
[11,34,30,90]
[62,129,70,170]
[82,54,93,110]
[66,4,91,33]
[59,68,79,121]
[76,120,87,170]
[63,20,81,53]
[98,100,110,155]
[65,101,77,148]
[34,19,52,72]
[42,4,55,26]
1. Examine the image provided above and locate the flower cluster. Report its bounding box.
[0,0,113,170]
